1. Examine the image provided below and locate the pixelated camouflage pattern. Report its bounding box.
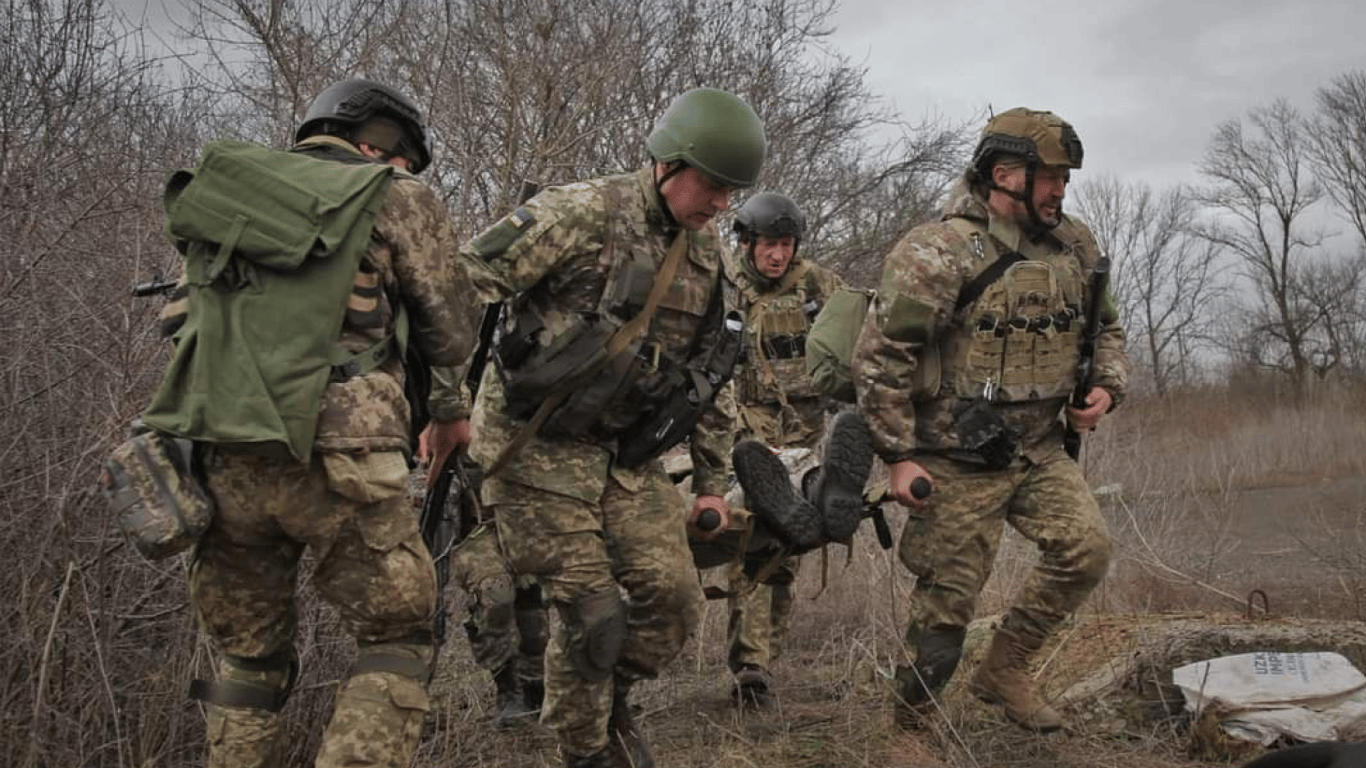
[203,655,292,768]
[733,252,845,449]
[487,464,701,756]
[314,139,480,454]
[727,562,796,672]
[313,641,433,768]
[896,445,1112,649]
[190,430,436,765]
[853,175,1128,464]
[426,364,474,422]
[462,167,735,499]
[449,522,545,684]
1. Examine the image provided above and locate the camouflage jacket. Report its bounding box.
[159,136,479,455]
[733,250,844,449]
[853,176,1129,464]
[461,167,737,501]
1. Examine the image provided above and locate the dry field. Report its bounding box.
[9,385,1366,767]
[412,386,1366,768]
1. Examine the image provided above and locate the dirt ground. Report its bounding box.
[421,474,1366,768]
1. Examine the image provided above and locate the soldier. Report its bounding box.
[418,421,548,729]
[146,79,479,767]
[458,88,766,767]
[853,108,1130,732]
[724,192,845,705]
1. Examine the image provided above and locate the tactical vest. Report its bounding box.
[492,182,743,461]
[736,261,825,404]
[938,215,1087,403]
[141,140,396,462]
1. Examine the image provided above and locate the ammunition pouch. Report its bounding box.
[952,398,1019,469]
[102,431,215,561]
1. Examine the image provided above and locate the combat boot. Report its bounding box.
[969,628,1064,732]
[732,440,823,550]
[492,664,536,729]
[731,663,773,708]
[608,677,655,768]
[808,411,875,542]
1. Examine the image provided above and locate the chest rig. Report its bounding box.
[940,216,1087,403]
[737,261,824,404]
[492,181,742,465]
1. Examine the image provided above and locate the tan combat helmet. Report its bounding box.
[969,107,1084,230]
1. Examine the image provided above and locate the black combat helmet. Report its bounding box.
[296,79,432,173]
[733,192,807,253]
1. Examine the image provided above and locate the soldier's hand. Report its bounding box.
[1065,386,1112,432]
[423,418,472,488]
[889,460,933,510]
[688,495,730,541]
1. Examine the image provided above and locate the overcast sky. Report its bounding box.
[824,0,1366,193]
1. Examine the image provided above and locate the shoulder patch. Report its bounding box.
[468,206,539,262]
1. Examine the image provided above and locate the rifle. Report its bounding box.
[132,275,178,297]
[418,451,484,647]
[1064,255,1111,461]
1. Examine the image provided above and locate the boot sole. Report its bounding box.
[732,440,823,550]
[814,412,875,541]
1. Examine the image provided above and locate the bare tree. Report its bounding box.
[1305,70,1366,251]
[175,0,967,269]
[1193,99,1327,396]
[0,1,211,766]
[1073,175,1226,394]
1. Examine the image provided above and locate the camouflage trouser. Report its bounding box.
[190,449,436,768]
[726,555,798,672]
[898,444,1112,660]
[449,522,546,688]
[490,464,702,757]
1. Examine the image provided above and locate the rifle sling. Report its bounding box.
[483,230,690,480]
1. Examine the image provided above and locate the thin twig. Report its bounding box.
[25,560,75,768]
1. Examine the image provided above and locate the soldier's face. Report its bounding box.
[751,235,796,279]
[658,164,736,230]
[995,163,1068,227]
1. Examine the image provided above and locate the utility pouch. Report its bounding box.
[616,375,706,468]
[101,431,215,560]
[615,310,745,467]
[952,398,1019,469]
[497,313,615,421]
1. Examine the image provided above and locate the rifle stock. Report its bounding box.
[1064,255,1111,461]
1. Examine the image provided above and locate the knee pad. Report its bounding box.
[190,650,298,713]
[896,627,966,705]
[561,588,626,682]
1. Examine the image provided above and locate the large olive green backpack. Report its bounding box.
[140,140,396,462]
[804,286,875,403]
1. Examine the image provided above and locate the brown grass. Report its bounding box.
[7,386,1366,767]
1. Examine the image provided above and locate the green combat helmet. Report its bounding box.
[296,78,432,173]
[646,87,767,188]
[969,107,1083,230]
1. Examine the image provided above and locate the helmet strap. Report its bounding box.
[653,161,687,227]
[987,162,1056,235]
